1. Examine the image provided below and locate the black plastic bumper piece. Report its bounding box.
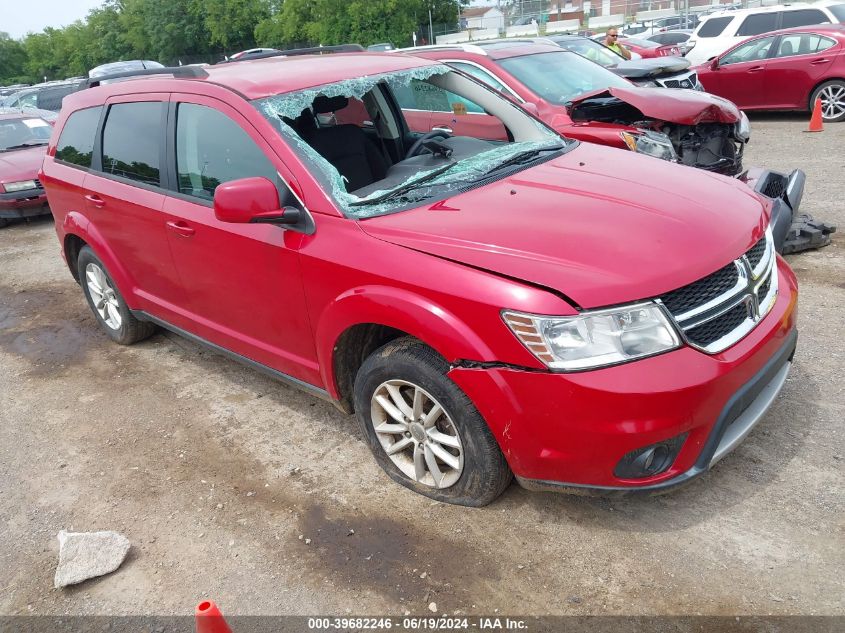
[516,328,798,497]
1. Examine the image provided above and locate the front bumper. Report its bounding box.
[448,261,798,493]
[742,168,805,253]
[0,188,51,219]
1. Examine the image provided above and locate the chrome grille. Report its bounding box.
[658,228,778,353]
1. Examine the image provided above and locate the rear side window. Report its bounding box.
[737,13,779,36]
[37,86,77,111]
[101,102,162,186]
[55,106,102,168]
[775,34,837,57]
[829,5,845,21]
[698,16,733,37]
[780,9,830,28]
[175,103,277,201]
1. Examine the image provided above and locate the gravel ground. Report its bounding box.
[0,114,843,618]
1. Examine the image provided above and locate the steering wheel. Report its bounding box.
[404,130,453,159]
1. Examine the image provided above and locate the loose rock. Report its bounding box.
[54,530,131,588]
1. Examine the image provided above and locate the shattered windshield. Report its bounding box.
[253,65,568,218]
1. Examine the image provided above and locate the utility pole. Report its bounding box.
[429,7,434,44]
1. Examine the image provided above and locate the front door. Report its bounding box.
[710,36,777,108]
[161,96,319,385]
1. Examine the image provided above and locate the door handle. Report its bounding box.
[747,66,764,73]
[810,58,831,65]
[166,220,195,237]
[84,194,105,208]
[431,125,453,134]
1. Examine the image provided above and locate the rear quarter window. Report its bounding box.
[697,16,734,37]
[55,106,102,168]
[780,9,830,29]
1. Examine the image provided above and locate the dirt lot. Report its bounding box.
[1,114,843,618]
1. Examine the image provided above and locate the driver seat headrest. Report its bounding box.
[312,95,349,114]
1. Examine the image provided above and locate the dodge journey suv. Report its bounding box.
[40,49,798,505]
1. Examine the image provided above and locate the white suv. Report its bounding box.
[685,1,845,64]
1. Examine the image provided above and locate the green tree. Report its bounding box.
[204,0,270,51]
[0,33,28,84]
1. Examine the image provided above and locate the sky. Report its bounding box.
[3,0,107,40]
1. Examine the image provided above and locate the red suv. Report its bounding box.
[40,52,798,506]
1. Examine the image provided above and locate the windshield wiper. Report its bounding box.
[477,143,566,178]
[3,141,48,151]
[349,161,459,207]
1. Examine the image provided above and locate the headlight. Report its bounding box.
[503,303,681,371]
[3,180,38,192]
[736,111,751,142]
[620,130,678,162]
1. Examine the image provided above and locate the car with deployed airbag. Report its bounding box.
[40,50,798,505]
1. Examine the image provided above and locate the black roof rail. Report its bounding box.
[84,66,209,88]
[222,44,365,63]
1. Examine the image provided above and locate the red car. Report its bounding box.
[41,52,797,505]
[0,112,52,227]
[618,36,682,58]
[695,25,845,122]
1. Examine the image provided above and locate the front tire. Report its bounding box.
[810,80,845,123]
[77,246,156,345]
[353,337,512,506]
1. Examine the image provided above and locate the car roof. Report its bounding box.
[406,41,567,61]
[65,53,439,107]
[743,23,845,38]
[701,1,842,19]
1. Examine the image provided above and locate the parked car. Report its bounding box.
[88,60,164,80]
[546,35,703,89]
[405,41,807,251]
[696,24,845,122]
[617,36,683,58]
[0,81,83,112]
[367,43,396,52]
[685,1,845,64]
[40,53,798,505]
[647,29,695,55]
[228,48,281,61]
[0,112,52,227]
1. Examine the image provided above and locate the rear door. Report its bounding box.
[762,33,839,108]
[160,94,319,385]
[83,95,187,323]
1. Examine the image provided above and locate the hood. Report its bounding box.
[0,145,47,184]
[358,142,767,309]
[567,85,740,125]
[611,56,691,79]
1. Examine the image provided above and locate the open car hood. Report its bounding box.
[358,143,766,309]
[567,86,741,125]
[611,56,692,79]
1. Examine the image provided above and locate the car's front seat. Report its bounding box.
[300,95,390,192]
[780,40,794,56]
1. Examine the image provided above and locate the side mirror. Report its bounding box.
[709,57,719,70]
[213,177,300,225]
[522,101,540,116]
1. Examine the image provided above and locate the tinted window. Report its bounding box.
[36,85,78,111]
[175,103,277,201]
[698,16,733,37]
[737,13,779,36]
[721,36,776,64]
[830,4,845,21]
[101,102,162,186]
[780,9,830,28]
[55,106,102,167]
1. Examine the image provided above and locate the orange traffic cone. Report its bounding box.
[806,97,824,133]
[196,600,233,633]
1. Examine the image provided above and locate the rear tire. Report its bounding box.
[810,80,845,123]
[77,246,156,345]
[353,337,512,506]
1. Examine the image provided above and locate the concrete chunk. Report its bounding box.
[54,530,131,588]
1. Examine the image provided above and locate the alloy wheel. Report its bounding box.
[819,84,845,121]
[370,379,464,489]
[85,262,122,330]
